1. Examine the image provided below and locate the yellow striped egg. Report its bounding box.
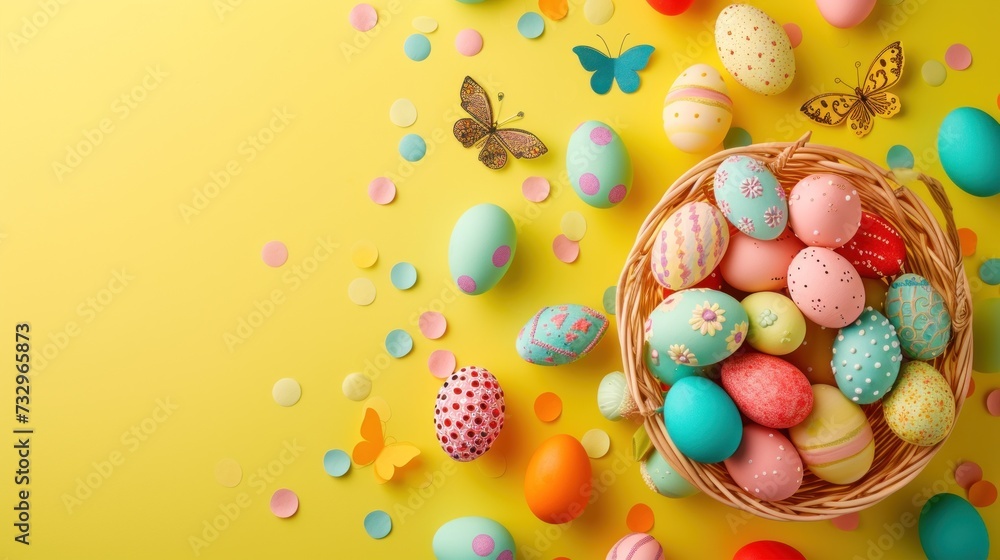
[650,201,730,291]
[663,64,733,153]
[789,384,874,484]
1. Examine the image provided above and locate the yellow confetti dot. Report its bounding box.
[352,240,379,268]
[561,211,587,241]
[581,428,611,458]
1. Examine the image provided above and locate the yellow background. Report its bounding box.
[1,0,998,558]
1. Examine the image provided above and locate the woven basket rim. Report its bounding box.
[616,131,973,521]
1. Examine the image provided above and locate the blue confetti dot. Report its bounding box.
[390,262,418,290]
[981,259,1000,285]
[385,329,413,358]
[323,449,351,477]
[603,286,617,316]
[723,127,752,149]
[517,12,544,39]
[887,145,915,169]
[403,34,431,61]
[364,510,392,539]
[399,134,426,162]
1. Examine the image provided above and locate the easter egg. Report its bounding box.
[784,317,837,386]
[814,0,876,28]
[973,298,1000,372]
[449,203,516,295]
[789,384,874,484]
[664,376,743,463]
[919,494,990,560]
[432,517,516,560]
[724,424,803,501]
[651,201,730,290]
[434,366,506,462]
[644,289,749,375]
[646,0,694,15]
[640,449,699,498]
[788,174,862,248]
[663,267,724,299]
[567,120,632,208]
[597,371,637,421]
[649,360,712,386]
[787,247,865,328]
[715,4,795,96]
[733,541,807,560]
[719,230,804,292]
[721,352,813,428]
[882,361,955,446]
[663,64,733,153]
[832,308,902,404]
[938,107,1000,197]
[834,212,906,278]
[885,274,952,360]
[741,291,806,355]
[516,304,609,366]
[524,434,592,523]
[714,155,788,240]
[605,533,665,560]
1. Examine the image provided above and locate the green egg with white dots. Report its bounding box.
[832,307,901,404]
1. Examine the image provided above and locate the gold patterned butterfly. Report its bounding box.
[453,76,547,169]
[800,41,903,137]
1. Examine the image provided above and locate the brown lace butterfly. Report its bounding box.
[800,41,904,137]
[453,76,547,169]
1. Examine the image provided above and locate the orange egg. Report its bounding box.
[523,434,592,524]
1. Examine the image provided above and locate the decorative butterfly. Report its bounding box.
[351,406,420,483]
[453,76,548,170]
[572,35,655,95]
[800,41,904,137]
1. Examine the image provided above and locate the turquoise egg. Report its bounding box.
[919,494,990,560]
[832,307,902,404]
[644,289,749,375]
[566,120,632,208]
[432,517,515,560]
[516,304,609,365]
[640,449,699,497]
[664,376,742,462]
[938,107,1000,197]
[713,155,788,240]
[448,204,516,295]
[885,274,952,360]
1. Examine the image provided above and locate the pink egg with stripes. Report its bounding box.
[663,64,733,153]
[651,201,730,291]
[606,532,664,560]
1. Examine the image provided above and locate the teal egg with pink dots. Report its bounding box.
[432,516,515,560]
[448,203,516,296]
[566,120,632,208]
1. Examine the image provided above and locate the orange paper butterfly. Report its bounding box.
[351,407,420,483]
[800,41,904,137]
[453,76,548,169]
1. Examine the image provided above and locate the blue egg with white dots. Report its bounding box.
[399,134,426,162]
[832,307,901,404]
[403,34,431,61]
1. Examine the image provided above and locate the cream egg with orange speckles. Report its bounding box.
[715,4,796,96]
[663,64,733,153]
[882,361,955,446]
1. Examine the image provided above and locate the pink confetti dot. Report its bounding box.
[419,311,447,339]
[492,245,511,267]
[457,275,477,293]
[608,184,628,204]
[956,461,984,490]
[270,488,299,518]
[783,23,802,48]
[590,126,612,145]
[261,241,288,267]
[831,512,860,531]
[579,173,600,195]
[988,389,1000,416]
[455,29,484,57]
[349,4,378,32]
[428,349,457,379]
[472,534,495,556]
[945,43,972,71]
[522,176,550,202]
[553,234,580,263]
[368,177,396,204]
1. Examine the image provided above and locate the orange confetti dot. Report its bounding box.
[958,228,978,257]
[831,511,860,531]
[967,377,975,398]
[626,503,654,533]
[534,392,563,422]
[539,0,568,20]
[969,480,997,507]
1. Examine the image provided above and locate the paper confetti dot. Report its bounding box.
[270,489,299,518]
[261,241,288,267]
[968,377,976,398]
[428,349,457,378]
[365,510,392,539]
[389,99,417,128]
[351,240,378,268]
[323,449,351,477]
[956,461,983,490]
[534,392,563,422]
[517,12,545,39]
[603,286,617,316]
[922,60,947,86]
[477,450,507,478]
[958,228,978,257]
[980,259,1000,285]
[342,372,372,401]
[831,512,860,531]
[455,29,483,56]
[539,0,568,20]
[364,396,391,420]
[783,23,802,48]
[349,4,377,32]
[390,262,418,290]
[887,145,915,169]
[969,480,997,507]
[348,277,376,305]
[419,311,448,339]
[560,211,587,241]
[385,329,414,358]
[272,378,301,406]
[522,176,550,202]
[553,234,580,263]
[724,127,752,149]
[399,134,427,162]
[215,459,242,488]
[945,43,972,70]
[988,389,1000,416]
[403,34,431,61]
[583,0,614,25]
[412,16,438,33]
[581,428,611,458]
[368,176,396,205]
[626,503,654,533]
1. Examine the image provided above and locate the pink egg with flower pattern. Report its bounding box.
[434,366,505,462]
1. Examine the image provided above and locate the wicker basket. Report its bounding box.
[617,131,973,521]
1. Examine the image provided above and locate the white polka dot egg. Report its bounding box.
[566,120,632,208]
[832,307,901,404]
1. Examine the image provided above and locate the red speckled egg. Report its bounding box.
[834,211,906,278]
[721,352,813,428]
[733,540,807,560]
[433,366,505,462]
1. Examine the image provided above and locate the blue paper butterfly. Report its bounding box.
[572,35,655,95]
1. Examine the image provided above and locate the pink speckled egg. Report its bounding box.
[788,174,862,248]
[724,424,803,502]
[605,533,664,560]
[434,366,506,462]
[787,247,865,328]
